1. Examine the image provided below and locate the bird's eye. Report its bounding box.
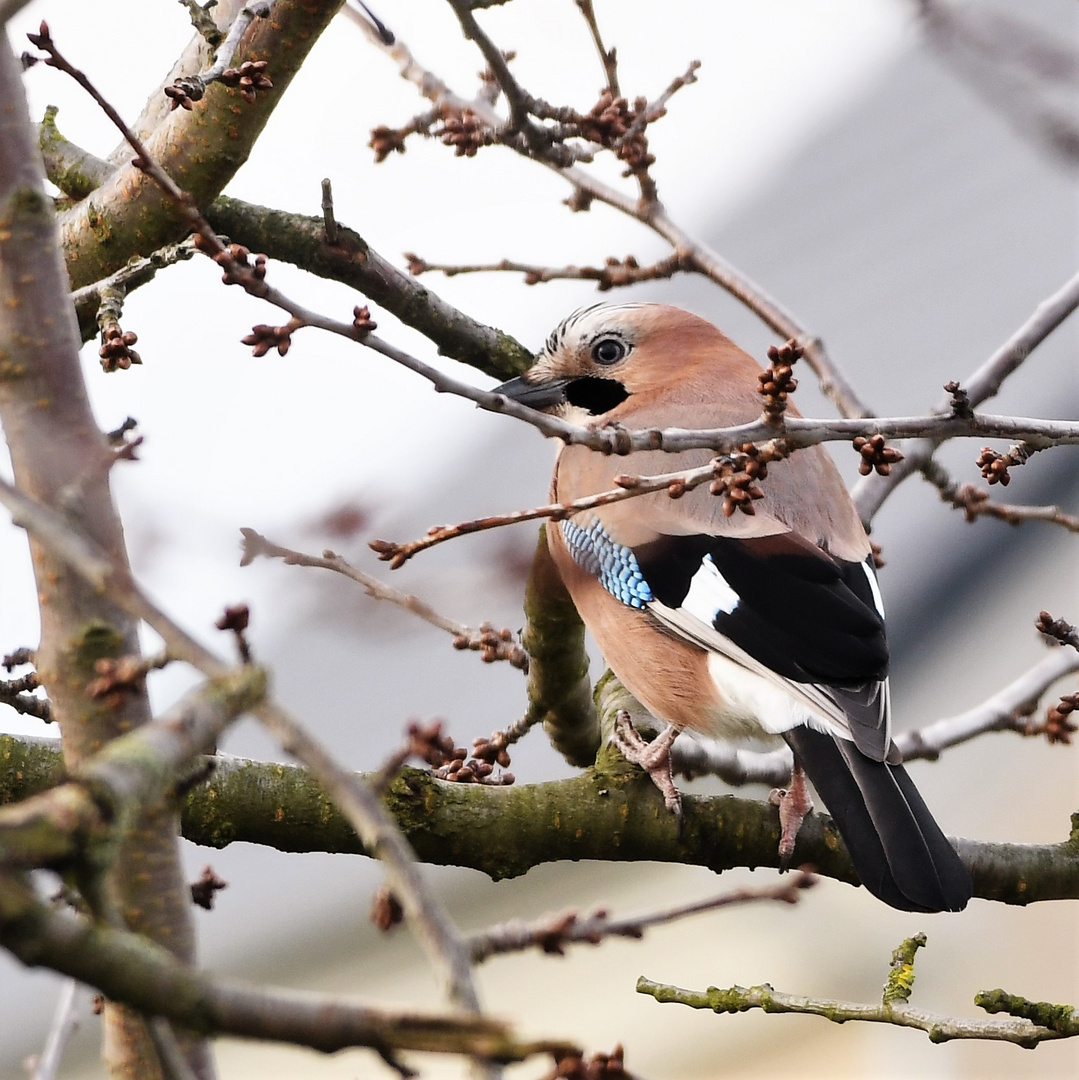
[591,337,628,365]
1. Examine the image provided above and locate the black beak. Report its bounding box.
[491,374,571,410]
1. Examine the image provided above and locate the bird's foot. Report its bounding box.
[768,759,813,868]
[612,711,682,821]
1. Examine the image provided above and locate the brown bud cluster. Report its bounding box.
[579,90,632,146]
[190,866,228,910]
[194,236,268,288]
[352,305,377,336]
[369,124,409,163]
[368,537,408,570]
[215,604,250,634]
[164,75,204,111]
[242,320,297,357]
[403,252,427,276]
[218,60,272,104]
[452,622,529,671]
[853,434,903,476]
[548,1044,627,1079]
[1035,610,1078,647]
[99,322,141,372]
[216,603,252,663]
[976,447,1012,486]
[403,719,457,769]
[709,443,786,517]
[576,90,656,177]
[433,726,515,786]
[944,379,973,419]
[370,884,404,932]
[1044,694,1079,745]
[759,340,802,422]
[437,108,490,157]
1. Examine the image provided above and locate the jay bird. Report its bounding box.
[495,302,972,913]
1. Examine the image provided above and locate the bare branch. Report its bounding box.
[369,445,789,568]
[163,2,272,111]
[574,0,619,96]
[854,267,1079,522]
[351,15,873,417]
[240,528,528,670]
[0,453,485,1017]
[407,251,693,291]
[0,869,568,1062]
[637,933,1067,1046]
[895,646,1079,762]
[26,980,85,1080]
[922,459,1079,533]
[469,872,815,963]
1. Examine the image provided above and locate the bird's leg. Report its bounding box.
[612,710,682,820]
[769,758,813,868]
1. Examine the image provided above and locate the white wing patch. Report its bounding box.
[682,554,740,622]
[648,598,856,743]
[862,560,886,618]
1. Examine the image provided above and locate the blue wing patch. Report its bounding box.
[560,518,654,609]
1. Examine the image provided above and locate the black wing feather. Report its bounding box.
[635,533,888,686]
[786,727,971,912]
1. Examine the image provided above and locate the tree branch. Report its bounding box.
[50,0,344,289]
[636,933,1067,1046]
[6,739,1078,905]
[0,869,568,1062]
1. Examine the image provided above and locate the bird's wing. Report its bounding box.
[639,530,891,757]
[561,518,891,757]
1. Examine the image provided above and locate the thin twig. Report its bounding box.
[320,177,338,244]
[468,872,815,963]
[895,646,1079,762]
[164,2,272,110]
[853,267,1079,523]
[350,17,873,419]
[240,528,528,670]
[27,979,83,1080]
[574,0,619,96]
[922,459,1079,533]
[408,251,692,291]
[369,452,760,568]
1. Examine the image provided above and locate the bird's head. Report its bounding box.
[493,303,748,423]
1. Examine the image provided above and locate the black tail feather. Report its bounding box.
[783,727,972,912]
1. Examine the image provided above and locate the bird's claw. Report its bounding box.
[612,711,683,823]
[769,760,813,869]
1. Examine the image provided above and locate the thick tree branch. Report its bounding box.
[0,37,209,1078]
[205,196,533,379]
[5,739,1078,905]
[0,869,567,1063]
[52,0,344,289]
[520,529,599,768]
